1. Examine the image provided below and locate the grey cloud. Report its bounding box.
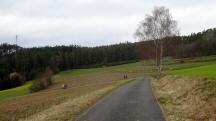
[0,0,216,47]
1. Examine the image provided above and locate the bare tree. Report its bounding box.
[135,6,179,73]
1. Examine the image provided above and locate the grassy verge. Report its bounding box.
[153,61,216,121]
[152,76,216,121]
[19,79,133,121]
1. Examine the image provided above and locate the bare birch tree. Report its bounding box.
[135,6,179,73]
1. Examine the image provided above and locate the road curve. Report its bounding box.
[76,77,166,121]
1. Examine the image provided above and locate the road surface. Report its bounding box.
[76,77,166,121]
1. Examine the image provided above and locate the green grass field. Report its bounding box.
[59,60,155,77]
[167,63,216,79]
[0,82,31,101]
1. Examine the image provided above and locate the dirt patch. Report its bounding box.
[152,76,216,121]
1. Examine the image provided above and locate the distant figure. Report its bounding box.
[62,83,68,89]
[124,74,128,79]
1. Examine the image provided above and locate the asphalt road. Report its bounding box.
[76,77,166,121]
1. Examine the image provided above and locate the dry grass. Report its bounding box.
[0,71,140,121]
[2,56,216,121]
[51,71,142,90]
[19,79,131,121]
[152,76,216,121]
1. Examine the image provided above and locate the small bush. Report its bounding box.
[30,67,54,93]
[9,72,25,87]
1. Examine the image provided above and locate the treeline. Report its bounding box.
[180,28,216,57]
[0,42,138,90]
[138,28,216,59]
[1,28,216,90]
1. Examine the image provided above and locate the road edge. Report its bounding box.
[150,78,168,121]
[73,78,135,121]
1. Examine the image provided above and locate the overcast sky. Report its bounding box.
[0,0,216,47]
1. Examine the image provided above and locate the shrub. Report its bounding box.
[30,67,54,93]
[9,72,25,87]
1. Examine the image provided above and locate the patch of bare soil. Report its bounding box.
[152,76,216,121]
